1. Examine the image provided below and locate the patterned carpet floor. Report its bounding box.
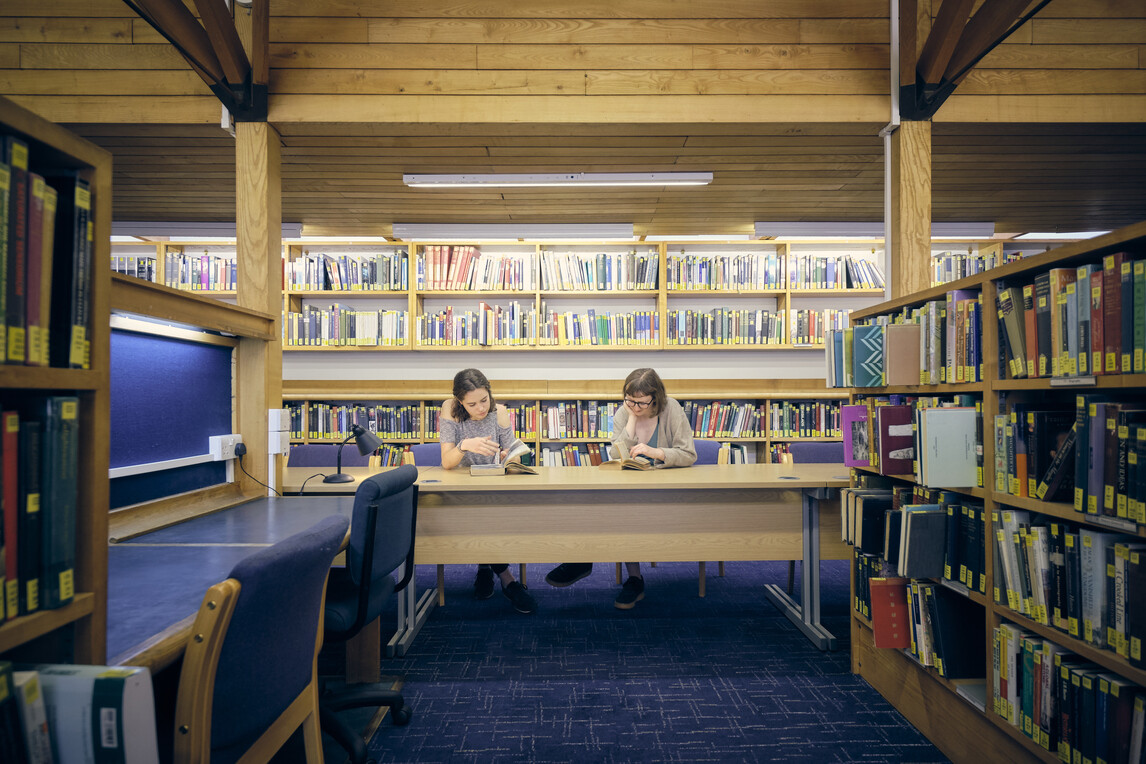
[345,560,949,764]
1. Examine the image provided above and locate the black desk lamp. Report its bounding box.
[324,424,384,483]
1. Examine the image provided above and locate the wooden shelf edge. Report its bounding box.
[997,608,1146,688]
[0,593,96,654]
[111,274,275,340]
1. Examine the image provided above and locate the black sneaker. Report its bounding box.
[545,562,593,587]
[503,581,537,614]
[473,565,495,600]
[614,576,645,610]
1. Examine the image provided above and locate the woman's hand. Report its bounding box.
[628,443,664,461]
[461,436,499,457]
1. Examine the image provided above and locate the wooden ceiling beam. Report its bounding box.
[192,0,250,86]
[944,0,1032,85]
[916,0,973,86]
[127,0,225,85]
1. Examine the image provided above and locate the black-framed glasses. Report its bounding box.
[624,398,652,409]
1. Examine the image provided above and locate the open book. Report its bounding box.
[469,439,537,476]
[599,456,654,471]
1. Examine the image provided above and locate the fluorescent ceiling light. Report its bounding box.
[644,234,753,242]
[754,221,994,240]
[403,173,712,188]
[392,223,635,241]
[112,221,303,239]
[1013,230,1110,240]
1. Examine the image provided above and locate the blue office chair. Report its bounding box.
[320,464,419,764]
[407,442,442,467]
[288,443,371,468]
[785,441,845,592]
[173,513,350,764]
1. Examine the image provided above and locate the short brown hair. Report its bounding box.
[622,368,666,416]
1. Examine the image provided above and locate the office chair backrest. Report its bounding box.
[408,442,442,467]
[175,513,349,764]
[326,464,419,639]
[288,443,371,468]
[693,438,722,465]
[787,441,845,463]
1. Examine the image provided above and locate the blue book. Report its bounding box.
[833,331,845,387]
[852,324,885,388]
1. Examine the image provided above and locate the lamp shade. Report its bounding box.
[351,424,383,455]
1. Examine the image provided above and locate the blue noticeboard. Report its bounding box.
[110,329,232,508]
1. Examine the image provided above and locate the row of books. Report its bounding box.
[541,401,618,440]
[865,576,986,680]
[788,253,885,290]
[767,400,841,438]
[997,396,1146,530]
[163,251,236,292]
[665,308,784,346]
[417,302,536,346]
[0,662,159,764]
[993,510,1146,666]
[930,248,1024,286]
[539,249,658,292]
[416,246,537,291]
[284,306,408,347]
[826,290,984,388]
[996,252,1146,380]
[992,623,1146,764]
[296,403,422,441]
[110,254,157,282]
[790,308,851,346]
[681,400,764,439]
[537,308,660,346]
[666,250,783,291]
[2,136,91,369]
[845,486,986,586]
[1,398,79,624]
[842,399,982,487]
[285,250,409,292]
[539,442,611,467]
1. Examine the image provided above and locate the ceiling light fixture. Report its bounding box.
[403,173,713,188]
[392,223,635,241]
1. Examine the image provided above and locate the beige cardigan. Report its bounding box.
[610,396,697,468]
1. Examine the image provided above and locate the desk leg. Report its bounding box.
[761,488,838,651]
[387,573,438,658]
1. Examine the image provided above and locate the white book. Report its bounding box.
[33,664,159,764]
[13,671,53,764]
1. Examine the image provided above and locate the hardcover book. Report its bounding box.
[875,404,913,476]
[918,407,978,488]
[852,324,884,388]
[840,404,869,467]
[869,577,911,649]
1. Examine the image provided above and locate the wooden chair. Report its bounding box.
[320,464,419,764]
[173,514,350,764]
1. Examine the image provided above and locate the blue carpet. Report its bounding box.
[364,561,950,764]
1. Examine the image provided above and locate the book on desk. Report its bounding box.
[469,440,537,476]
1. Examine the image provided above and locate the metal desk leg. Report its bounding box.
[387,571,438,657]
[762,488,838,651]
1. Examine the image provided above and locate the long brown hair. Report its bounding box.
[622,367,666,416]
[451,368,495,423]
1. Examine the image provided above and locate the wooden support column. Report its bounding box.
[888,120,931,298]
[235,121,282,493]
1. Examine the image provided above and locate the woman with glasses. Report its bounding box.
[440,368,538,614]
[545,367,697,609]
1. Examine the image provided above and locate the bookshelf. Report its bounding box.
[280,238,884,351]
[110,240,237,295]
[846,220,1146,763]
[0,97,110,664]
[282,378,847,465]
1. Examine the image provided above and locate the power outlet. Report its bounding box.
[209,434,243,461]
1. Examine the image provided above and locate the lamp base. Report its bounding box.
[322,473,355,484]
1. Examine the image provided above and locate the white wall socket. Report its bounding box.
[268,430,290,455]
[209,434,243,461]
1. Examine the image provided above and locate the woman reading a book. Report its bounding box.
[440,367,538,614]
[545,367,697,609]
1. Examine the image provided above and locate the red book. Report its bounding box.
[2,410,18,621]
[1090,269,1105,376]
[869,577,911,649]
[1022,283,1038,377]
[1103,252,1127,374]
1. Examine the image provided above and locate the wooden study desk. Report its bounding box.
[284,463,850,652]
